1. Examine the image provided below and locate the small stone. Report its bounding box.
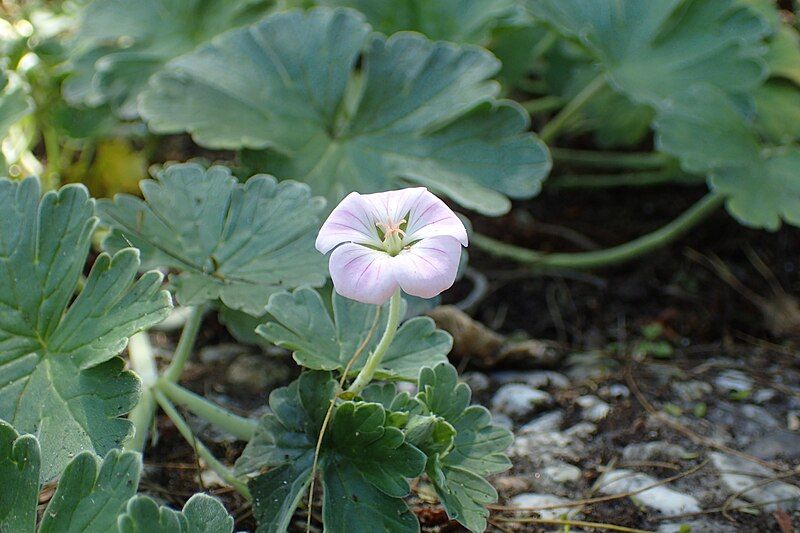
[510,431,580,462]
[199,343,246,364]
[744,430,800,461]
[740,404,779,428]
[576,395,611,422]
[599,470,701,516]
[564,422,597,439]
[714,369,753,393]
[509,493,576,520]
[225,355,291,393]
[710,452,800,510]
[622,441,690,463]
[671,380,712,402]
[491,384,553,418]
[493,476,530,494]
[753,388,778,404]
[492,370,570,389]
[519,410,564,434]
[461,371,490,394]
[599,383,630,399]
[789,410,800,431]
[542,461,582,484]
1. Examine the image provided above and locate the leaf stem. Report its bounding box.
[346,289,402,396]
[539,75,606,144]
[157,379,257,441]
[125,331,158,452]
[548,169,701,189]
[41,126,61,191]
[154,390,251,499]
[472,192,724,269]
[522,95,565,115]
[163,305,206,383]
[550,148,672,170]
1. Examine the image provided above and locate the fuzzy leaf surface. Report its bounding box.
[117,493,234,533]
[64,0,272,117]
[139,8,550,216]
[529,0,769,107]
[655,84,800,229]
[97,163,326,316]
[0,420,39,533]
[257,287,451,380]
[0,178,171,480]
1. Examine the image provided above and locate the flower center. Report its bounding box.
[376,219,406,255]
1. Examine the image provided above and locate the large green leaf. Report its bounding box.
[529,0,769,107]
[239,372,426,532]
[63,0,272,117]
[257,287,451,381]
[0,420,39,533]
[39,450,141,533]
[316,0,517,44]
[139,7,551,216]
[0,178,171,480]
[117,494,234,533]
[416,363,512,533]
[765,25,800,85]
[655,84,800,229]
[322,402,426,533]
[236,372,335,532]
[97,163,327,316]
[754,82,800,145]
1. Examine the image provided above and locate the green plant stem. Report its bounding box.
[550,148,672,170]
[346,289,402,396]
[522,95,565,115]
[157,379,257,441]
[548,169,701,189]
[126,331,158,452]
[539,75,606,144]
[154,390,251,499]
[163,305,206,383]
[472,192,724,269]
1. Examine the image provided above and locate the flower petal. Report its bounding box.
[361,187,429,225]
[392,235,462,299]
[328,243,398,304]
[403,190,468,246]
[316,192,381,253]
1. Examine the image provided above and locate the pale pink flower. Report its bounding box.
[316,188,468,305]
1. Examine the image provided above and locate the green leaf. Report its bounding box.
[0,67,33,171]
[117,493,234,533]
[257,287,451,380]
[97,163,327,316]
[416,363,513,533]
[217,305,271,348]
[321,401,425,533]
[40,450,141,533]
[655,84,800,229]
[529,0,769,107]
[316,0,517,44]
[753,82,800,145]
[765,25,800,84]
[236,371,335,532]
[63,0,272,117]
[0,178,171,481]
[0,68,32,141]
[139,7,551,216]
[240,373,426,532]
[0,420,39,533]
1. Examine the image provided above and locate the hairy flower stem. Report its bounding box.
[157,379,257,441]
[539,74,606,144]
[472,192,724,269]
[347,288,402,396]
[125,332,158,452]
[154,390,251,499]
[163,305,206,383]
